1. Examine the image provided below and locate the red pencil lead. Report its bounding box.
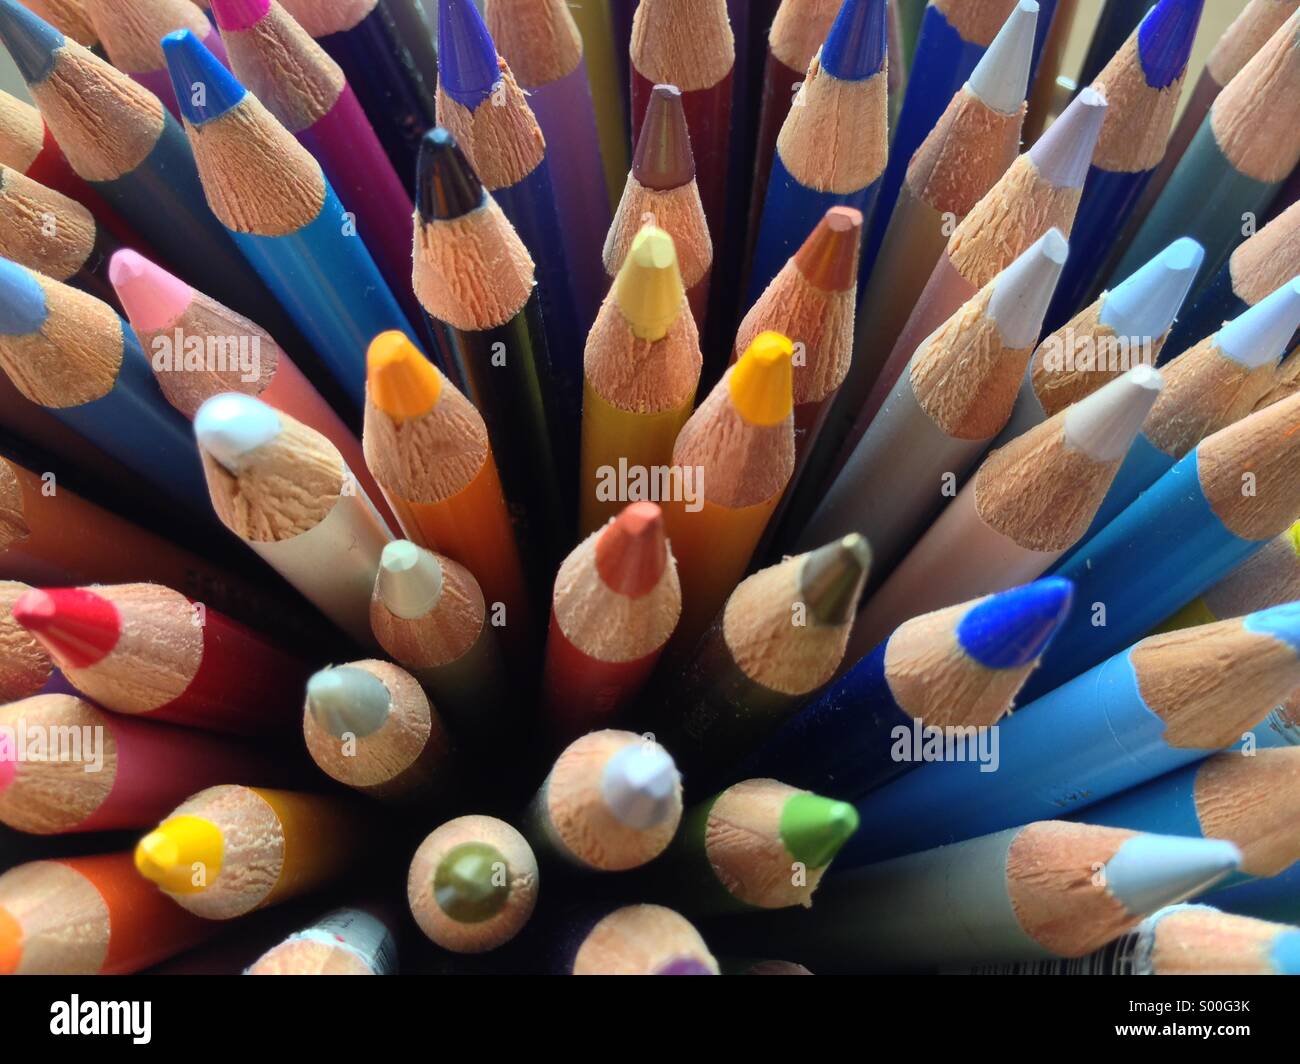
[596,502,668,598]
[12,587,118,669]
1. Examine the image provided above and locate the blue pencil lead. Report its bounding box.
[1105,836,1241,914]
[162,30,247,125]
[821,0,888,81]
[1215,276,1300,368]
[0,258,48,335]
[956,578,1074,670]
[1099,237,1203,340]
[1273,929,1300,975]
[1243,601,1300,654]
[1137,0,1205,90]
[438,0,500,109]
[0,0,62,84]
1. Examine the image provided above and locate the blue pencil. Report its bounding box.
[0,258,210,518]
[839,603,1300,867]
[732,578,1073,800]
[161,29,416,416]
[1043,0,1204,333]
[1202,861,1300,924]
[745,0,889,307]
[1051,277,1300,575]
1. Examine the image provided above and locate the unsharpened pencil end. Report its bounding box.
[306,665,392,739]
[437,0,500,109]
[601,742,680,830]
[1063,364,1163,462]
[1028,86,1107,188]
[1215,277,1300,369]
[799,534,871,626]
[595,502,668,598]
[957,578,1074,669]
[367,330,444,419]
[779,792,859,869]
[968,0,1038,114]
[730,331,795,426]
[109,249,192,334]
[208,0,271,34]
[0,257,47,336]
[433,841,510,922]
[1137,0,1205,90]
[416,127,483,222]
[11,587,117,669]
[1273,929,1300,975]
[633,85,695,191]
[134,815,225,894]
[376,540,445,620]
[795,206,864,294]
[1243,601,1300,654]
[162,29,246,125]
[988,228,1069,349]
[0,0,62,85]
[615,227,684,341]
[1100,238,1203,341]
[194,392,283,473]
[820,0,888,81]
[1103,835,1241,916]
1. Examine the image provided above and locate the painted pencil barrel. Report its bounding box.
[1204,862,1300,923]
[246,906,399,975]
[1162,265,1248,363]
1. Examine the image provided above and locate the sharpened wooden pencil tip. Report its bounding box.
[794,207,864,293]
[730,331,794,426]
[377,540,445,619]
[595,502,667,598]
[367,330,444,420]
[633,84,695,191]
[306,665,392,739]
[615,226,684,341]
[11,587,117,669]
[135,815,224,893]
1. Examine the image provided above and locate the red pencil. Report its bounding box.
[12,584,314,734]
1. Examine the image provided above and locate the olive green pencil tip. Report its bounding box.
[780,794,860,869]
[799,534,872,625]
[433,842,510,923]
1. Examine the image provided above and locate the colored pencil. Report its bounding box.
[0,163,120,309]
[604,83,713,329]
[523,729,682,872]
[407,815,538,953]
[746,0,887,306]
[303,659,458,803]
[735,578,1072,800]
[413,128,566,574]
[1203,862,1300,924]
[0,2,301,345]
[107,247,395,527]
[81,0,230,118]
[661,330,795,649]
[18,0,96,46]
[799,229,1066,578]
[1111,9,1300,298]
[581,225,702,535]
[648,778,858,915]
[731,823,1240,971]
[134,785,372,919]
[369,540,511,749]
[846,604,1300,864]
[485,0,609,332]
[1041,0,1203,331]
[650,534,870,777]
[194,392,394,645]
[567,0,626,211]
[0,580,59,701]
[0,692,279,834]
[162,29,416,413]
[630,0,735,251]
[0,852,214,974]
[999,238,1203,445]
[0,258,212,518]
[549,902,719,975]
[966,904,1300,976]
[1163,198,1300,363]
[245,906,399,975]
[542,502,680,741]
[851,365,1163,655]
[278,0,439,188]
[722,957,814,976]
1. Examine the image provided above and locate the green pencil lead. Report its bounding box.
[780,793,860,869]
[433,841,511,923]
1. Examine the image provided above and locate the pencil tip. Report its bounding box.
[779,792,859,868]
[0,905,19,975]
[1136,0,1204,90]
[654,957,714,975]
[376,540,444,619]
[799,534,871,625]
[208,0,271,34]
[433,841,510,922]
[1243,601,1300,654]
[1103,835,1241,915]
[1272,929,1300,976]
[306,665,393,739]
[416,127,484,222]
[730,331,794,426]
[193,392,282,473]
[11,587,117,669]
[1063,364,1163,461]
[968,0,1038,113]
[135,816,225,893]
[595,502,668,598]
[0,257,47,336]
[795,206,864,293]
[632,84,695,191]
[109,249,192,334]
[957,578,1074,669]
[614,226,684,340]
[987,229,1068,349]
[162,29,246,124]
[1028,85,1107,187]
[437,0,500,108]
[1099,238,1203,341]
[367,331,444,419]
[601,742,680,830]
[0,0,62,84]
[820,0,887,81]
[1215,277,1300,369]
